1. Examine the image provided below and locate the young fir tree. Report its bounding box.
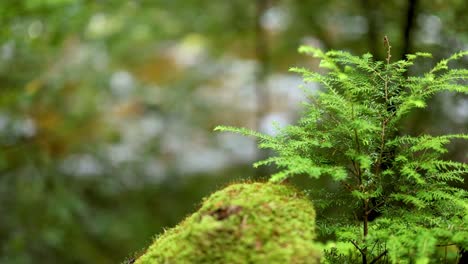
[215,39,468,263]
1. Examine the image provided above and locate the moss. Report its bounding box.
[134,182,320,264]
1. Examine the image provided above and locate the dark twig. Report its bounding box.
[370,250,388,264]
[350,240,366,256]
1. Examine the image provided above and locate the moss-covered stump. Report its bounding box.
[135,182,320,264]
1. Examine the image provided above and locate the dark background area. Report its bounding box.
[0,0,467,263]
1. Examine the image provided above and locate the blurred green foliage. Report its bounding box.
[0,1,466,263]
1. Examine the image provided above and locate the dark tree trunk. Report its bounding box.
[401,0,419,59]
[460,249,468,264]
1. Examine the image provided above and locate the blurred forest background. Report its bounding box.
[0,0,467,263]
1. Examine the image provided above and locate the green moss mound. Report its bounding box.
[135,182,320,264]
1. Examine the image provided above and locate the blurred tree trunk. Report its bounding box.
[401,0,419,59]
[254,0,271,179]
[296,1,332,49]
[361,0,381,60]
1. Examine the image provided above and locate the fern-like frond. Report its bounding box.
[430,50,468,73]
[214,126,273,141]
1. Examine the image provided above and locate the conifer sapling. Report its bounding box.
[215,38,468,263]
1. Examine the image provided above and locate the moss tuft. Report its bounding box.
[135,182,320,264]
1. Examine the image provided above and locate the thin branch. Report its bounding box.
[341,182,355,192]
[384,36,392,65]
[351,104,363,182]
[375,118,389,176]
[369,240,379,255]
[366,200,386,215]
[350,240,366,256]
[370,250,388,264]
[436,243,458,247]
[351,159,361,182]
[375,37,394,178]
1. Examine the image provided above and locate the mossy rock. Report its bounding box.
[134,182,321,264]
